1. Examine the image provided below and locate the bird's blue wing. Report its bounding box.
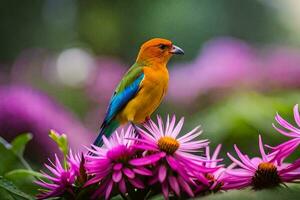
[103,73,144,124]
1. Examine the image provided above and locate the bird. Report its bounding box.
[93,38,184,146]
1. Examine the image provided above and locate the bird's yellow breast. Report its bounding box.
[117,65,169,124]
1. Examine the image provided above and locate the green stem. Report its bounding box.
[0,137,33,171]
[18,156,33,171]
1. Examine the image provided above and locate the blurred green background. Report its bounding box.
[1,0,300,166]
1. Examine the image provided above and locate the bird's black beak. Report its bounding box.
[170,45,184,55]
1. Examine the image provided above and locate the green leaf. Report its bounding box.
[49,130,69,157]
[149,195,163,200]
[0,136,36,195]
[111,195,123,200]
[0,176,34,200]
[0,188,15,200]
[0,135,33,172]
[5,169,44,179]
[0,135,33,171]
[198,185,300,200]
[0,140,23,175]
[0,137,11,149]
[4,169,41,196]
[11,134,33,157]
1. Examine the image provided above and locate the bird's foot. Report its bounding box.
[144,116,151,125]
[130,122,139,135]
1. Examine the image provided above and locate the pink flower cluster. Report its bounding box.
[36,151,81,199]
[36,105,300,200]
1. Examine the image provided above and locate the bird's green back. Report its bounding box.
[114,63,144,95]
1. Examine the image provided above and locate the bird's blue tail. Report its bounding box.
[93,120,120,146]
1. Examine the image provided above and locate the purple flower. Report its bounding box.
[269,104,300,160]
[224,135,300,190]
[36,151,81,199]
[130,115,214,199]
[84,126,151,200]
[0,85,94,160]
[68,149,81,177]
[194,144,229,194]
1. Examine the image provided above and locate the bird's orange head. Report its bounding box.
[136,38,184,65]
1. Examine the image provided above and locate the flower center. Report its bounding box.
[206,173,223,192]
[252,162,281,189]
[205,173,215,181]
[195,173,223,194]
[157,136,180,154]
[107,145,133,163]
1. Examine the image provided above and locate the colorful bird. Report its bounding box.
[93,38,184,146]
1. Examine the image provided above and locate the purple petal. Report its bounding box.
[133,167,152,176]
[119,178,126,194]
[165,115,170,135]
[132,137,158,148]
[35,180,57,189]
[179,140,209,149]
[103,136,112,149]
[149,175,159,185]
[195,172,209,186]
[162,181,169,200]
[166,115,176,136]
[146,118,161,138]
[166,155,179,171]
[129,152,165,166]
[294,104,300,127]
[177,176,194,197]
[92,179,108,199]
[258,135,267,162]
[84,176,102,187]
[44,164,60,177]
[178,126,202,143]
[233,145,256,170]
[132,144,158,151]
[279,158,300,174]
[269,139,300,163]
[157,115,164,136]
[113,163,123,171]
[105,180,114,200]
[170,117,184,138]
[168,176,180,196]
[123,168,135,179]
[128,178,144,189]
[41,172,60,182]
[212,144,222,161]
[272,123,299,138]
[175,151,207,163]
[138,128,157,142]
[112,171,122,182]
[159,165,167,182]
[227,152,253,172]
[275,113,300,134]
[54,154,64,172]
[174,153,216,174]
[206,146,210,160]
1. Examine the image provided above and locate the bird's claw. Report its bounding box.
[130,122,139,134]
[145,116,151,124]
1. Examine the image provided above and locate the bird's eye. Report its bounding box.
[159,44,167,50]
